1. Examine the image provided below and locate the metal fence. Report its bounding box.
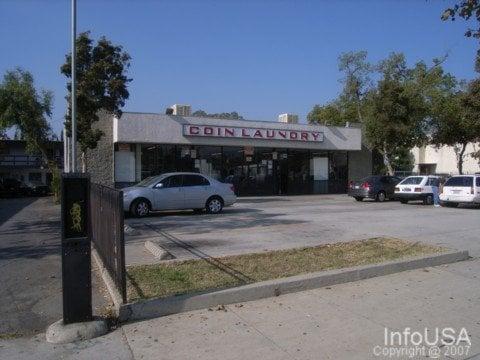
[90,183,127,303]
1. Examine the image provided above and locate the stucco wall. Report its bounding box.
[412,144,480,174]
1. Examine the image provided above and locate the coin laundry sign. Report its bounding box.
[183,125,324,142]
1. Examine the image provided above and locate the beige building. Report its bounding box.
[412,143,480,175]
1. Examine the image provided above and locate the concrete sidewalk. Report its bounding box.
[2,257,479,359]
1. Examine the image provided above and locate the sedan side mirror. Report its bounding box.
[154,183,164,189]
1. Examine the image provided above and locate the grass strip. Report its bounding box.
[127,237,444,301]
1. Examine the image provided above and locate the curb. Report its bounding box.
[118,249,469,322]
[92,247,124,312]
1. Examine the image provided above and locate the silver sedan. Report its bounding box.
[123,172,237,217]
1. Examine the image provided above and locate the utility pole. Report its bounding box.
[63,128,70,173]
[71,0,77,172]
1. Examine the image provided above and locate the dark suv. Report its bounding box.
[348,175,402,202]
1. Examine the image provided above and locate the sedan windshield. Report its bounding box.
[399,177,423,185]
[136,176,161,187]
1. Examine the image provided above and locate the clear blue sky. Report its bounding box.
[0,0,477,135]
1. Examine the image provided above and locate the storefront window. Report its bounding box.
[176,146,195,172]
[245,148,275,196]
[194,146,222,180]
[141,144,176,179]
[139,144,349,195]
[222,147,245,194]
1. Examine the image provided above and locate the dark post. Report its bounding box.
[61,173,92,324]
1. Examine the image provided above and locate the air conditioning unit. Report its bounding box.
[171,104,191,116]
[278,113,299,124]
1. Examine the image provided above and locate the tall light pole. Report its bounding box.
[71,0,77,172]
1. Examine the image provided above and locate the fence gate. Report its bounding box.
[90,183,127,303]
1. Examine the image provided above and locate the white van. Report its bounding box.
[439,174,480,207]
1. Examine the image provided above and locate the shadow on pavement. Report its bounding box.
[0,197,38,226]
[0,242,60,260]
[0,219,60,236]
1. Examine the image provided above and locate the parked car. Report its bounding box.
[0,178,29,197]
[394,175,440,205]
[348,175,401,202]
[123,172,237,217]
[439,174,480,207]
[24,180,50,196]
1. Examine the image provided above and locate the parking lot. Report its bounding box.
[125,195,480,265]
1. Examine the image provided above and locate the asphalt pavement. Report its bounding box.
[0,197,109,337]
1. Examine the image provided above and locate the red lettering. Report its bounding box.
[189,126,200,135]
[253,130,263,138]
[300,132,308,141]
[278,131,287,138]
[217,127,222,136]
[242,129,250,137]
[204,127,213,135]
[266,130,275,138]
[289,132,298,140]
[225,128,235,137]
[311,132,321,141]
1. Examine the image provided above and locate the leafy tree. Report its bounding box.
[364,53,465,175]
[372,147,415,175]
[307,103,343,126]
[364,74,428,175]
[61,31,131,171]
[429,91,469,174]
[379,52,409,77]
[0,68,60,199]
[309,51,373,127]
[0,68,53,156]
[191,110,244,120]
[310,51,474,176]
[461,79,480,171]
[442,1,480,71]
[391,147,415,172]
[307,100,358,126]
[338,51,373,122]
